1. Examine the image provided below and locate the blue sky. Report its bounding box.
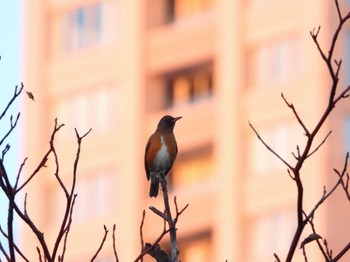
[0,1,22,175]
[0,0,22,257]
[0,0,22,167]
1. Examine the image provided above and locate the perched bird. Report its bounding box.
[144,115,182,197]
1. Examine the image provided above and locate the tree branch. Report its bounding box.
[90,225,109,262]
[0,83,23,121]
[112,224,119,262]
[248,121,293,170]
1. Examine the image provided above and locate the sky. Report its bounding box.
[0,0,22,257]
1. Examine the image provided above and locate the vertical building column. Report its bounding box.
[213,0,243,261]
[23,0,50,259]
[116,0,145,260]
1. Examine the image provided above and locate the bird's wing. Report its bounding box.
[144,139,151,181]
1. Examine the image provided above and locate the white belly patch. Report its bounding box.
[153,136,170,172]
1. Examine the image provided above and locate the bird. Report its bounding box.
[144,115,182,197]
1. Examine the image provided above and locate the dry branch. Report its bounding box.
[0,84,92,261]
[250,1,350,261]
[91,225,109,261]
[134,179,188,262]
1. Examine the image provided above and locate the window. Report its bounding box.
[168,65,213,106]
[146,0,175,27]
[45,170,117,225]
[246,209,295,260]
[60,1,118,53]
[54,85,122,137]
[74,169,118,221]
[246,34,302,88]
[174,0,214,19]
[170,145,213,188]
[162,232,212,262]
[146,63,213,111]
[62,2,103,52]
[170,67,213,106]
[146,0,214,27]
[178,232,212,262]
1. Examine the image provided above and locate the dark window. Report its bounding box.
[167,63,213,107]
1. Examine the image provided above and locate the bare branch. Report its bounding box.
[0,241,10,261]
[281,93,310,136]
[1,143,10,161]
[14,157,28,190]
[287,169,295,180]
[112,224,119,262]
[304,214,329,260]
[60,194,78,261]
[0,83,23,121]
[134,196,188,262]
[139,211,146,262]
[310,26,327,63]
[273,253,281,262]
[0,226,28,262]
[91,225,109,262]
[16,120,64,193]
[36,247,43,262]
[159,176,178,261]
[333,85,350,105]
[51,121,69,198]
[52,126,91,261]
[306,130,332,158]
[301,245,308,262]
[145,243,170,262]
[335,0,342,21]
[249,121,293,170]
[149,206,167,220]
[324,239,333,260]
[0,112,21,147]
[333,242,350,261]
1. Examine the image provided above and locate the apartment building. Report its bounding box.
[22,0,350,261]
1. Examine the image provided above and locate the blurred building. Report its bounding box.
[22,0,350,261]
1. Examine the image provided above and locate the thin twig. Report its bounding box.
[16,120,65,193]
[52,127,91,261]
[159,175,178,261]
[112,224,119,262]
[335,0,342,21]
[36,247,43,262]
[281,93,310,136]
[91,225,109,262]
[302,245,308,262]
[0,112,21,146]
[249,121,293,170]
[149,206,167,220]
[306,130,332,158]
[0,226,30,262]
[134,200,188,262]
[0,241,10,261]
[51,121,68,198]
[273,253,281,262]
[60,194,78,262]
[332,242,350,261]
[0,83,23,121]
[14,157,28,190]
[303,213,329,260]
[139,211,146,262]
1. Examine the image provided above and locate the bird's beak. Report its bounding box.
[172,116,182,122]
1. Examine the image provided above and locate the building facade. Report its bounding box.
[22,0,350,261]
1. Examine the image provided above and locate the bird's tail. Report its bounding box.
[149,176,159,197]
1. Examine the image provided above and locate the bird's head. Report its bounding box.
[156,115,182,131]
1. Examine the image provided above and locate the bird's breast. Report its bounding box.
[153,136,171,171]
